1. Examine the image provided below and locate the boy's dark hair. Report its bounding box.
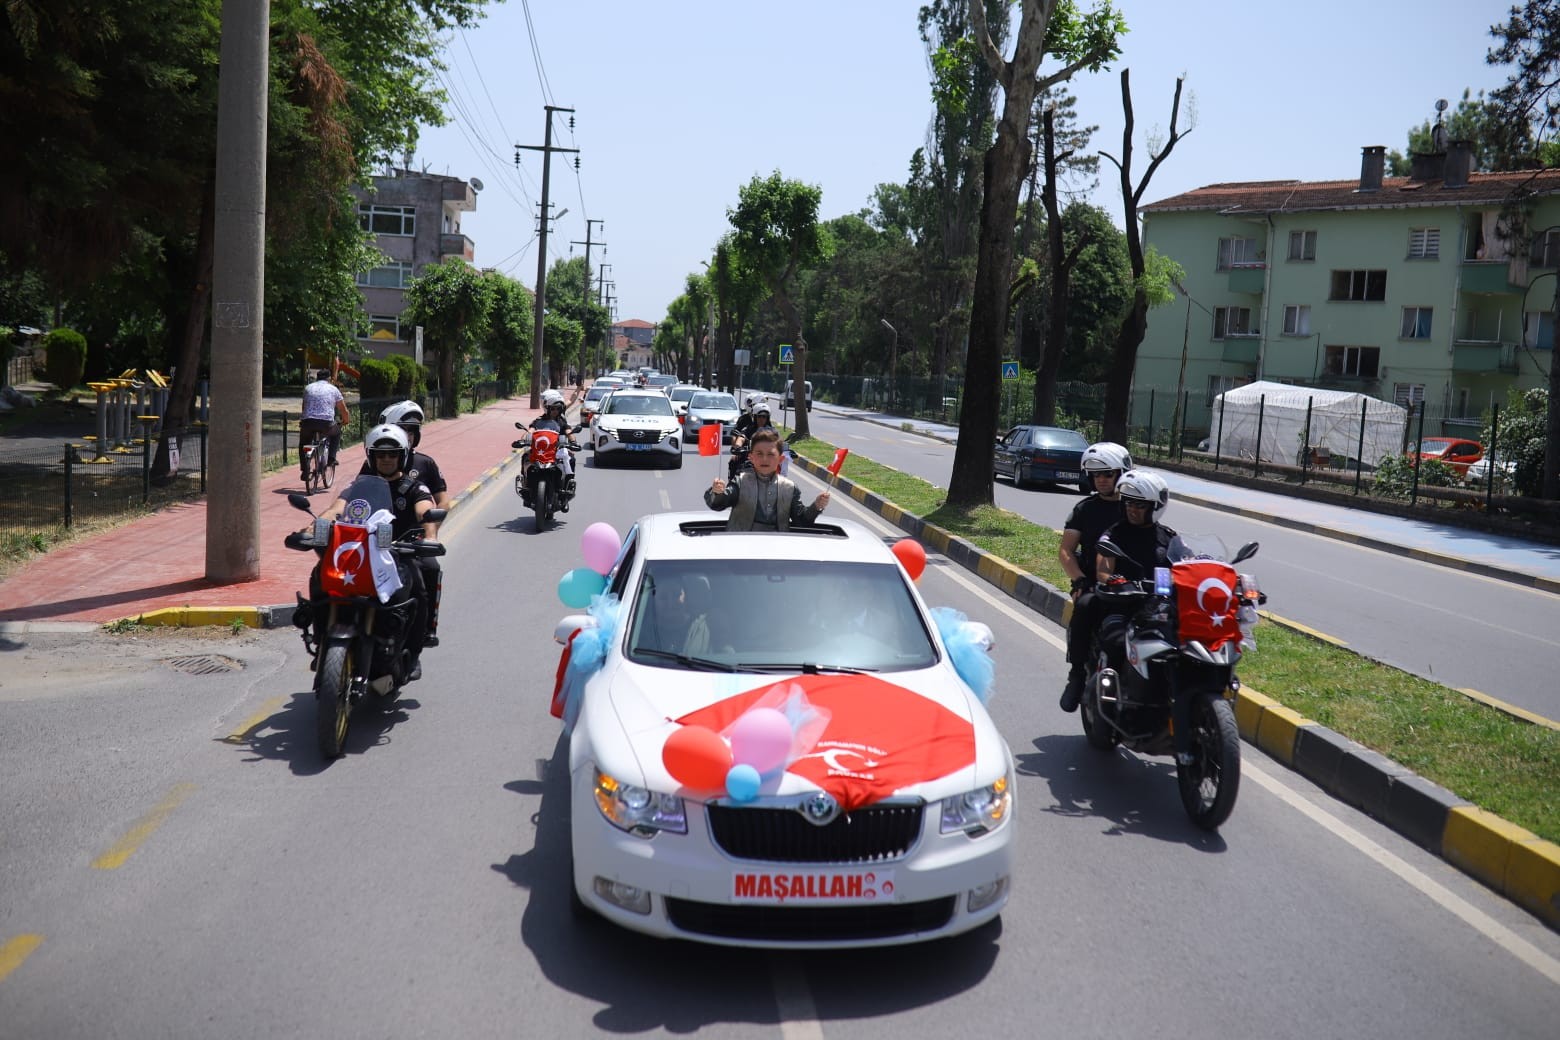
[750,428,782,450]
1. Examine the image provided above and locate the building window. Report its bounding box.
[1213,306,1252,339]
[1207,374,1242,408]
[1393,383,1425,408]
[1524,310,1556,349]
[1322,345,1380,377]
[1399,307,1433,339]
[1531,228,1560,267]
[1217,236,1259,270]
[355,262,414,289]
[363,314,402,341]
[1407,227,1440,260]
[358,205,416,236]
[1282,305,1311,336]
[1287,230,1316,261]
[1329,269,1387,301]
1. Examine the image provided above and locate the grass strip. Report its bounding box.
[788,433,1560,844]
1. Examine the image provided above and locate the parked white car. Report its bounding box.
[590,388,682,468]
[556,512,1012,948]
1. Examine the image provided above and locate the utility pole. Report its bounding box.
[597,262,611,376]
[572,219,604,382]
[516,105,577,407]
[207,0,269,583]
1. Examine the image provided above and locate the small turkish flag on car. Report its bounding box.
[698,423,721,456]
[827,448,849,477]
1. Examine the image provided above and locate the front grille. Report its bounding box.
[619,428,660,444]
[706,803,922,863]
[664,896,956,943]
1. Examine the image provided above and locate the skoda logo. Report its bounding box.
[799,792,839,827]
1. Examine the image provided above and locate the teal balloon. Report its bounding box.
[725,764,761,803]
[559,567,607,608]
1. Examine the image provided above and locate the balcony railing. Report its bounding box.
[1220,337,1259,364]
[1227,263,1266,295]
[1452,341,1520,373]
[440,233,474,261]
[1459,260,1519,295]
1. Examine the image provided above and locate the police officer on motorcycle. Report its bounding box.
[518,389,581,507]
[1091,469,1177,677]
[1058,442,1132,713]
[366,400,448,645]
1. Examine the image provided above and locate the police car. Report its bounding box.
[554,512,1013,947]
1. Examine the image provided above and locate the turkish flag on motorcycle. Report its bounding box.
[698,422,721,456]
[320,523,378,599]
[1171,560,1242,651]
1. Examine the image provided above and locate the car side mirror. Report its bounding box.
[554,614,597,644]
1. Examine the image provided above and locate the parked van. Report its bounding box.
[781,379,813,412]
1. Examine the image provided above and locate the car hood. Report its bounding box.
[599,414,676,427]
[688,408,740,423]
[580,661,1005,808]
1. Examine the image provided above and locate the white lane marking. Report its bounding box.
[770,954,825,1040]
[1244,763,1560,986]
[660,488,671,511]
[806,466,1560,976]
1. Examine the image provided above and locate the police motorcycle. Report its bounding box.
[1079,534,1265,831]
[512,421,582,531]
[285,475,446,759]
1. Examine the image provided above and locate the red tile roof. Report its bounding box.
[613,318,655,329]
[1143,169,1560,215]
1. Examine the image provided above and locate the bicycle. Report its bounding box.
[303,429,336,494]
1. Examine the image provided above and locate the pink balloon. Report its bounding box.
[580,522,622,575]
[729,707,795,774]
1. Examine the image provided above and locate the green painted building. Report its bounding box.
[1136,144,1558,440]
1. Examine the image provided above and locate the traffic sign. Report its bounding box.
[1001,361,1020,381]
[779,344,794,365]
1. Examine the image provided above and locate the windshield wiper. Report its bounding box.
[737,661,876,675]
[632,648,736,672]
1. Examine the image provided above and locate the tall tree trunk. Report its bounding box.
[152,174,216,485]
[1036,106,1067,425]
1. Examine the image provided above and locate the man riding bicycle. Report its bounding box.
[300,369,350,485]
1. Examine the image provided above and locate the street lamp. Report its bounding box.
[879,318,897,411]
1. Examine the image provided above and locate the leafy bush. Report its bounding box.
[1372,453,1460,497]
[42,328,87,392]
[357,358,399,399]
[1483,387,1549,497]
[384,353,427,400]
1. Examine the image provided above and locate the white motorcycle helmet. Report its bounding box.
[1116,468,1170,521]
[379,400,424,447]
[541,389,566,412]
[745,392,765,411]
[365,423,412,472]
[1081,441,1133,476]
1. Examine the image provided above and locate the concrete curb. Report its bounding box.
[844,412,1560,595]
[792,448,1560,930]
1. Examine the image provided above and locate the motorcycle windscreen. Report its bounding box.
[320,476,394,598]
[531,429,560,464]
[1171,560,1242,651]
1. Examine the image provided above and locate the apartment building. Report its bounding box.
[1135,143,1559,438]
[352,168,479,361]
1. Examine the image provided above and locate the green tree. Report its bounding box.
[1485,387,1551,496]
[1487,0,1560,497]
[483,273,533,396]
[728,172,828,438]
[404,257,494,416]
[542,311,583,388]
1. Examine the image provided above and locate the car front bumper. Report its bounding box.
[570,764,1012,948]
[595,429,681,458]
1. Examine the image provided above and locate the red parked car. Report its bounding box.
[1408,437,1483,476]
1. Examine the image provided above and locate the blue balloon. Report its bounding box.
[559,567,607,609]
[725,764,761,803]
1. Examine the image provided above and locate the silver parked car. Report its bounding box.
[684,391,742,443]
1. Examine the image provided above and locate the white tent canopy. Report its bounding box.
[1211,381,1408,468]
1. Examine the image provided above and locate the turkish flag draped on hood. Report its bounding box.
[1172,560,1241,651]
[677,674,976,810]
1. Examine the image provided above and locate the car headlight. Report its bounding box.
[594,768,687,837]
[940,773,1011,836]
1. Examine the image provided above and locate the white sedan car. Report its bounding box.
[554,512,1013,948]
[590,389,683,468]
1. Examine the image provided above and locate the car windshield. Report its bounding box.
[584,387,610,403]
[624,559,937,672]
[1417,439,1453,455]
[691,393,737,409]
[605,394,674,416]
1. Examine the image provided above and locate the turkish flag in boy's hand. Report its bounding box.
[698,423,721,456]
[827,448,849,477]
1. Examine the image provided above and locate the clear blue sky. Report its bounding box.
[411,0,1513,326]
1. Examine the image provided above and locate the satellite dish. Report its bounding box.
[469,177,484,192]
[1435,98,1449,114]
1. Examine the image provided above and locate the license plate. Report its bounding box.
[731,869,896,904]
[626,444,651,452]
[1056,471,1079,480]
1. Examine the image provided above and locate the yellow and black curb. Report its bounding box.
[795,451,1560,930]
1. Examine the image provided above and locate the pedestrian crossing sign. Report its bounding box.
[1001,361,1020,381]
[779,344,794,365]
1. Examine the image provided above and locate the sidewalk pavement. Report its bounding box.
[0,395,541,630]
[817,402,1560,594]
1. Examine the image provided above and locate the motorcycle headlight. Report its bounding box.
[594,768,687,837]
[940,773,1011,836]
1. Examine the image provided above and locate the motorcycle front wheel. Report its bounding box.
[316,642,352,759]
[535,484,554,530]
[1176,692,1241,830]
[1079,678,1118,751]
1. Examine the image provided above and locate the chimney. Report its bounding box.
[1359,146,1386,192]
[1444,139,1473,188]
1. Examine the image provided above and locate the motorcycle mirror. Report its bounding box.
[424,508,448,525]
[511,439,527,450]
[1233,541,1260,564]
[287,493,315,514]
[515,421,525,430]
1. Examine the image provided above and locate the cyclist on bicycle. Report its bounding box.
[300,369,349,486]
